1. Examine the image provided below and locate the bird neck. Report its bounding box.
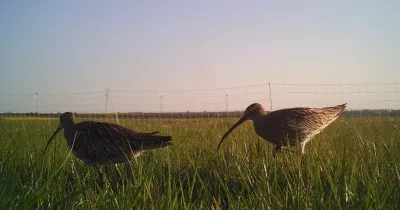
[252,115,264,123]
[252,116,266,136]
[63,125,77,147]
[252,110,267,119]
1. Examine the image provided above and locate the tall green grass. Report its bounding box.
[0,117,399,209]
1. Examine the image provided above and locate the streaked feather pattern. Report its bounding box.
[44,112,172,186]
[217,103,347,155]
[68,121,171,165]
[256,104,347,146]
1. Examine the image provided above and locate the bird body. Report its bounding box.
[44,112,172,185]
[62,121,170,166]
[217,103,347,155]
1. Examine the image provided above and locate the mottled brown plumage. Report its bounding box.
[217,103,347,156]
[44,112,172,186]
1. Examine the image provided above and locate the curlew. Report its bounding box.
[217,103,347,156]
[44,112,172,186]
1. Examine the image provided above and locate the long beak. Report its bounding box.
[43,125,62,154]
[217,116,247,151]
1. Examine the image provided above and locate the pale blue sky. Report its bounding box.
[0,1,399,113]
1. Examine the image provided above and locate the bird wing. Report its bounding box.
[262,104,346,144]
[73,122,170,163]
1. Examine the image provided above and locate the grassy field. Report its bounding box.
[0,116,399,209]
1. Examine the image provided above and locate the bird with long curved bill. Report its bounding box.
[44,112,172,187]
[217,103,347,156]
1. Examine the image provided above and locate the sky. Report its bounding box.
[0,0,399,113]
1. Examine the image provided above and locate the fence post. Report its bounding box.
[107,90,119,124]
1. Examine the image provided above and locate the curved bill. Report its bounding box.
[217,116,247,151]
[43,125,62,154]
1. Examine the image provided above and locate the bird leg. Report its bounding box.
[298,143,306,154]
[273,145,302,157]
[96,166,104,188]
[114,164,128,181]
[272,145,282,158]
[114,164,122,176]
[70,160,76,181]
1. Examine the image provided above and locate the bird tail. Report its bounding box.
[137,135,172,150]
[335,103,347,116]
[321,103,347,118]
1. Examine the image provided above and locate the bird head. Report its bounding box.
[59,112,76,128]
[217,103,266,151]
[43,112,76,154]
[242,103,266,120]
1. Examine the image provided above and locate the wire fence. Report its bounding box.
[1,82,399,118]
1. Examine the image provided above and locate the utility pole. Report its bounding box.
[225,94,228,117]
[105,89,108,115]
[35,88,39,114]
[268,83,273,111]
[160,95,163,113]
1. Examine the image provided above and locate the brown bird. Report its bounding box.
[44,112,172,186]
[217,103,347,156]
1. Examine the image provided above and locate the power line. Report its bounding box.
[280,91,400,94]
[111,83,269,93]
[41,90,105,96]
[2,82,400,96]
[271,82,400,86]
